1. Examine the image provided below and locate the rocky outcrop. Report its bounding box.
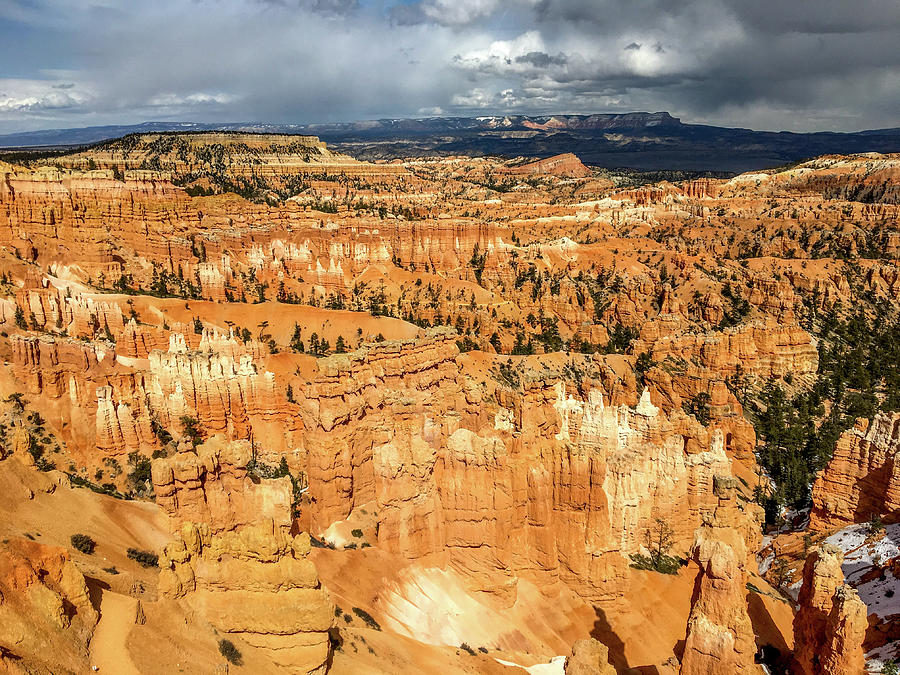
[564,637,616,675]
[503,153,592,178]
[305,331,738,605]
[5,140,900,673]
[633,321,818,382]
[792,544,867,675]
[53,132,404,180]
[680,477,758,675]
[152,436,333,674]
[810,412,900,530]
[0,538,98,673]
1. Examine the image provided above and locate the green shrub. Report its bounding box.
[218,638,243,666]
[682,392,712,425]
[127,547,158,568]
[70,533,95,554]
[351,529,363,538]
[179,416,203,447]
[629,553,683,575]
[869,513,885,535]
[352,607,381,631]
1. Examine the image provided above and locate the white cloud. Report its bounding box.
[455,31,548,76]
[450,88,495,108]
[420,0,500,26]
[0,78,93,113]
[147,92,238,107]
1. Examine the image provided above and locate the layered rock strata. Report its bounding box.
[810,412,900,529]
[152,436,333,674]
[302,329,737,605]
[792,544,867,675]
[680,476,759,675]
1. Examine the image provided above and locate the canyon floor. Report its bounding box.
[0,133,899,673]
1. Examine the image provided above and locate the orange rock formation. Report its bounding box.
[792,544,867,675]
[503,153,592,178]
[152,436,334,674]
[0,538,98,673]
[3,136,897,672]
[810,412,900,530]
[564,637,616,674]
[680,476,759,675]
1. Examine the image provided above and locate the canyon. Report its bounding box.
[0,134,899,673]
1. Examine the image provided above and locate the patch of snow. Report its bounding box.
[866,640,900,673]
[826,523,900,583]
[857,568,900,619]
[494,656,566,675]
[773,507,810,533]
[758,551,775,575]
[823,522,900,624]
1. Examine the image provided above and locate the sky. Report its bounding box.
[1,0,899,134]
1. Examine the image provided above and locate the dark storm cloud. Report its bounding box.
[0,0,898,133]
[388,3,426,26]
[256,0,360,15]
[514,51,567,68]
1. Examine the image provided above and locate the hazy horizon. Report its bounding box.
[2,110,900,141]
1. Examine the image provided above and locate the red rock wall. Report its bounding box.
[810,413,900,530]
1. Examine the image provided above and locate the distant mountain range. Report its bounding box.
[3,113,899,173]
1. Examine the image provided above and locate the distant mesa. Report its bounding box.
[3,112,900,173]
[502,153,592,178]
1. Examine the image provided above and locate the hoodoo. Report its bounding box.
[2,127,899,672]
[792,545,867,675]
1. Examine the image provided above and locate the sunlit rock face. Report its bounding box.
[4,141,900,672]
[811,412,900,530]
[792,544,866,675]
[152,436,334,674]
[680,477,759,675]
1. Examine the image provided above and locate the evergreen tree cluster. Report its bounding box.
[750,306,900,522]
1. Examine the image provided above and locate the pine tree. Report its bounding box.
[290,323,305,353]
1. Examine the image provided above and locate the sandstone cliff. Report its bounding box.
[792,544,867,675]
[0,538,98,673]
[152,436,334,674]
[680,476,758,675]
[810,412,900,530]
[503,153,593,179]
[296,325,743,604]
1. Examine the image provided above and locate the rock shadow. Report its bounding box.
[747,590,791,674]
[591,605,662,673]
[84,575,110,615]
